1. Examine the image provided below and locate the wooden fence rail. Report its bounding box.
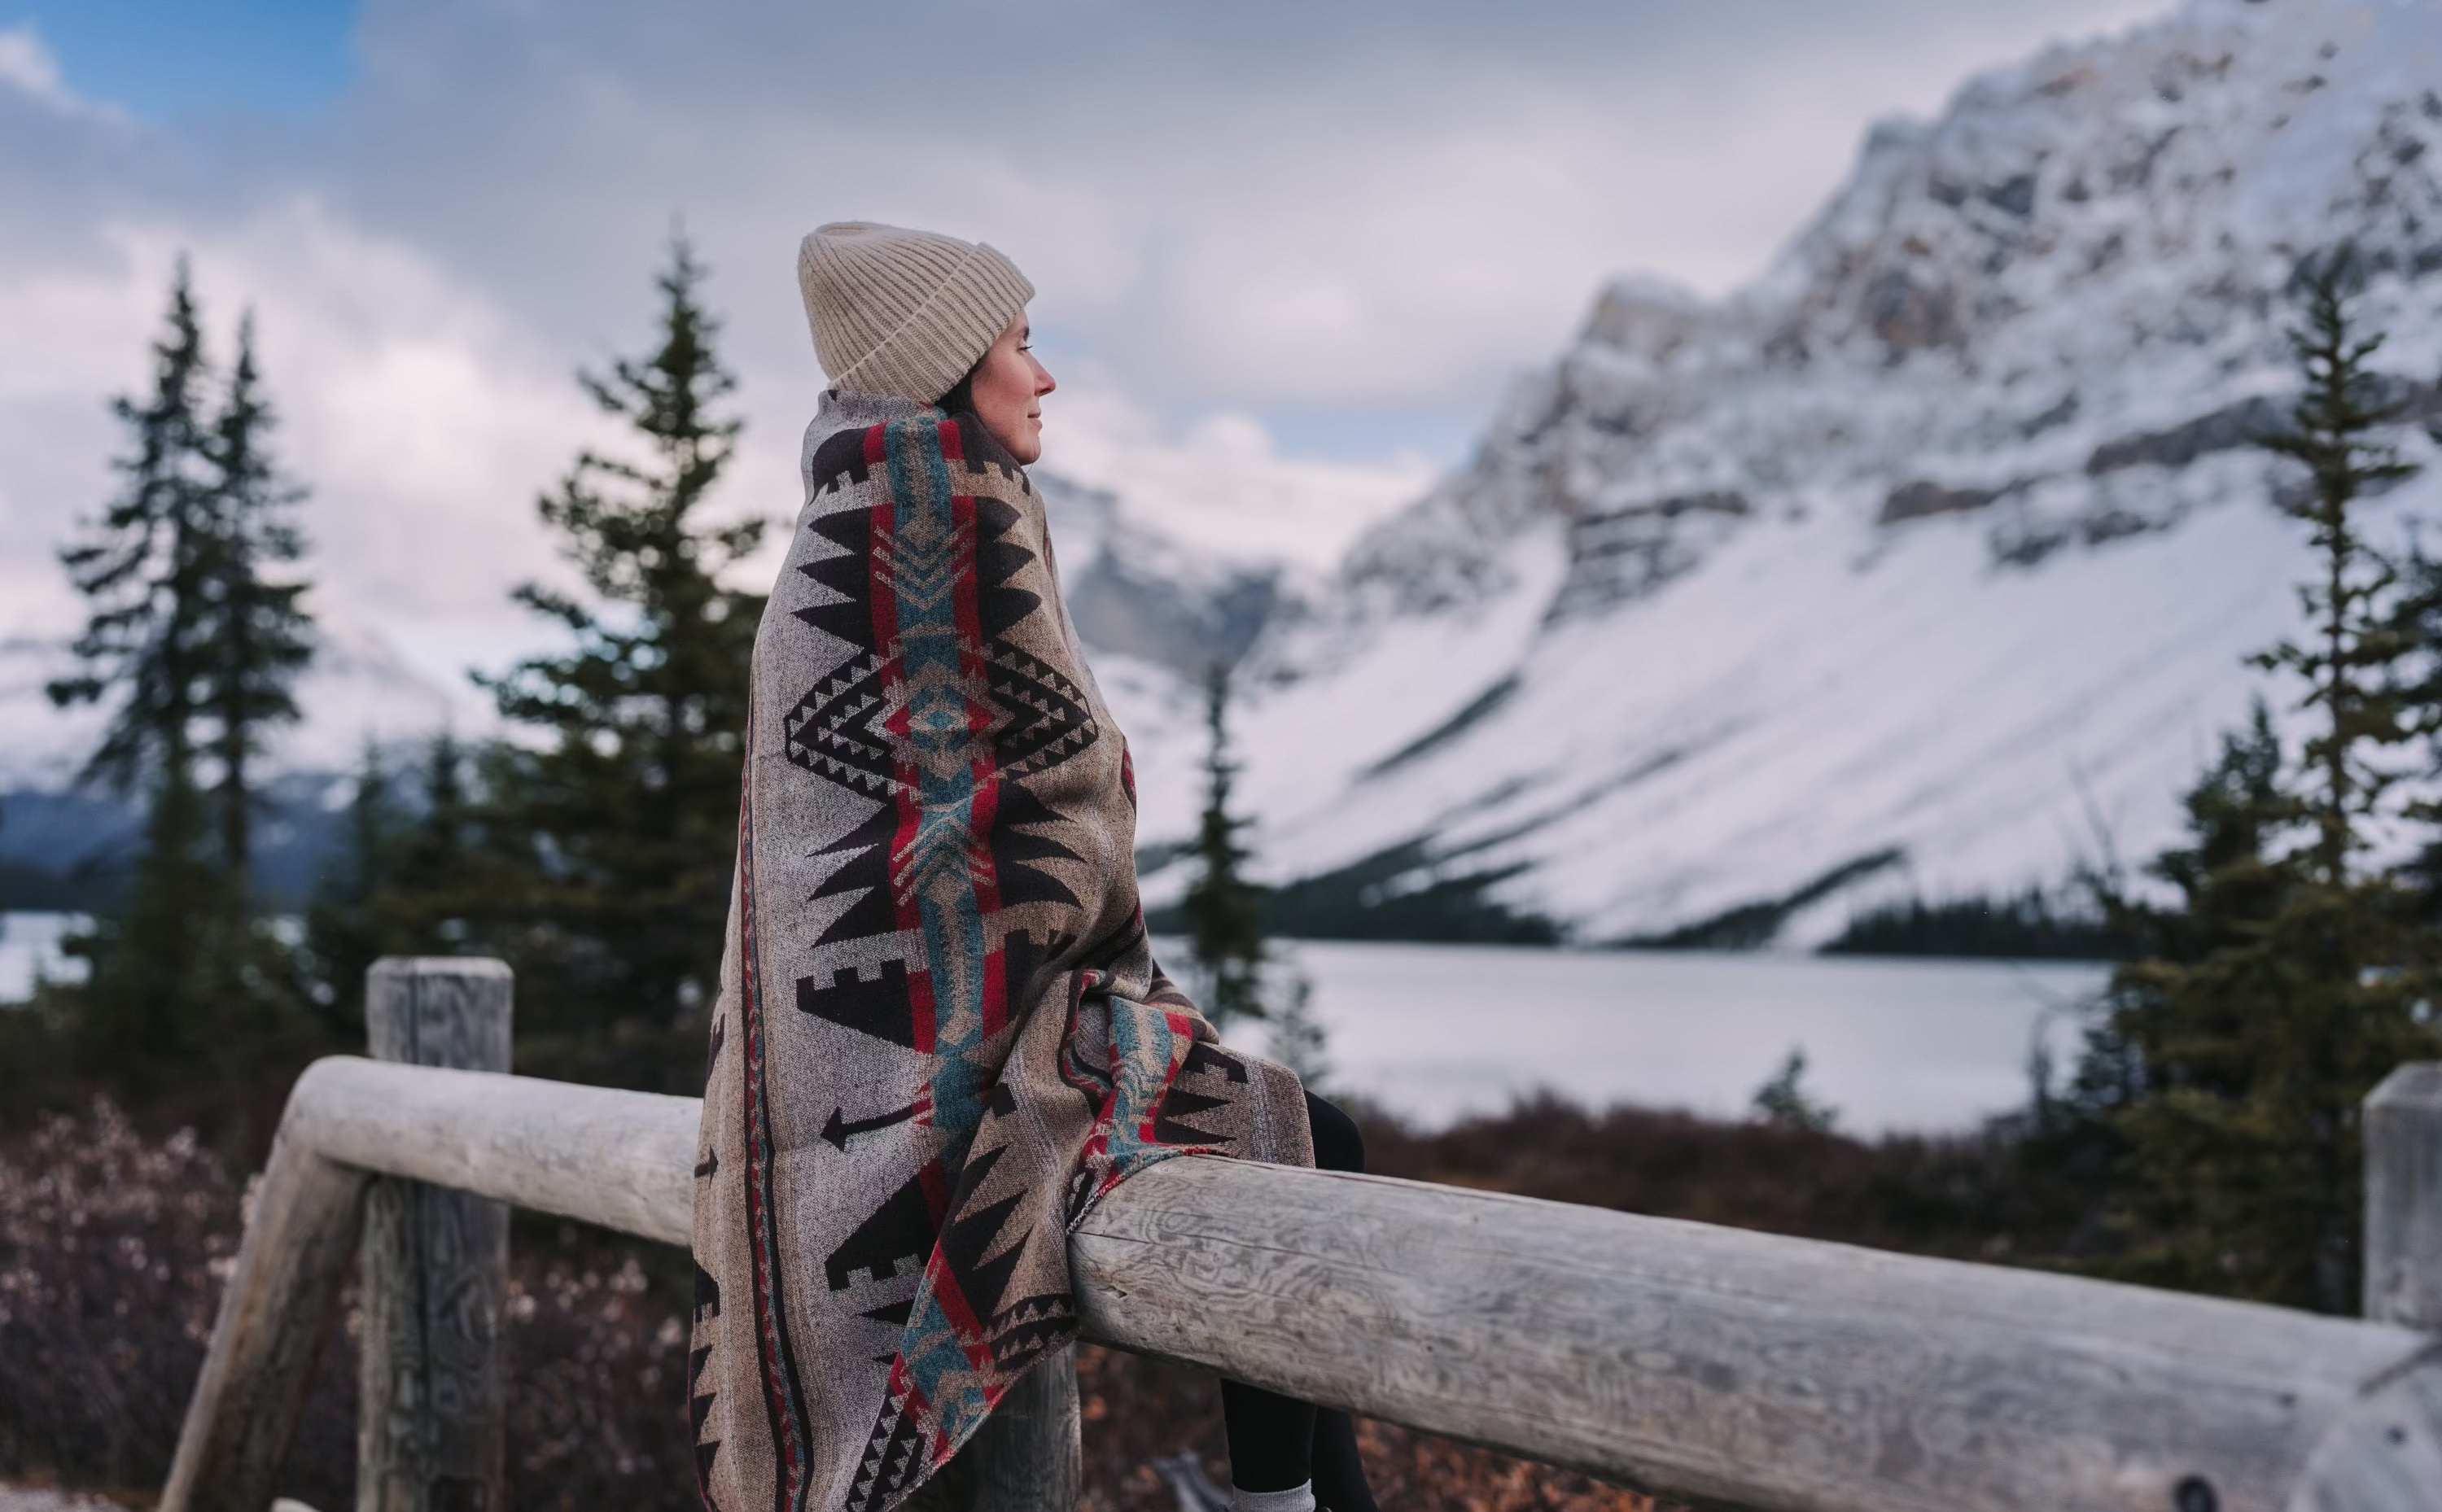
[164,960,2442,1512]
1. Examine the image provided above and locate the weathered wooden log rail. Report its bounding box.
[164,961,2442,1512]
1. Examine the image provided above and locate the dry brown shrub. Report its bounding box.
[18,1094,2018,1510]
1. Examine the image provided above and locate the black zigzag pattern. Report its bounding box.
[937,1144,1029,1325]
[689,1342,720,1503]
[689,1259,722,1506]
[784,497,908,805]
[983,643,1097,776]
[969,492,1096,779]
[791,498,882,657]
[990,784,1083,910]
[781,650,898,798]
[986,1292,1079,1370]
[809,802,899,948]
[1152,1084,1236,1149]
[970,494,1041,640]
[849,1391,935,1512]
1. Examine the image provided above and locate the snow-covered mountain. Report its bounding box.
[11,0,2438,949]
[0,607,479,795]
[0,607,481,900]
[1116,0,2442,945]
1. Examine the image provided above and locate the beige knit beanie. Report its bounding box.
[796,221,1035,404]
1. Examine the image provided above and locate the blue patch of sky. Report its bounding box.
[10,0,357,118]
[1028,323,1475,470]
[1254,407,1477,470]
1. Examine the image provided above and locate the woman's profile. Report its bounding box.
[688,221,1379,1512]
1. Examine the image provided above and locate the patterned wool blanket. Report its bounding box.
[689,391,1314,1512]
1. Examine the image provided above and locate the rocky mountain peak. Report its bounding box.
[1153,0,2442,944]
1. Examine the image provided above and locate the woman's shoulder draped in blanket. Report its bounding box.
[689,390,1313,1512]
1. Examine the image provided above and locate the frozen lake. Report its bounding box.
[0,912,87,1001]
[3,913,2110,1135]
[1211,939,2110,1136]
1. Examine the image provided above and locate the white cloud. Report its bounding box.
[0,0,2182,701]
[1040,377,1438,572]
[0,24,124,121]
[0,26,67,106]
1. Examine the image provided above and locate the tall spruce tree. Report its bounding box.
[47,265,319,1117]
[305,735,489,1036]
[1183,666,1269,1027]
[50,262,216,797]
[2251,253,2424,881]
[2085,253,2441,1313]
[475,229,763,1091]
[195,314,314,876]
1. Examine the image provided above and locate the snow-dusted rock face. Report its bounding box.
[0,608,477,794]
[1037,473,1284,683]
[1162,0,2442,945]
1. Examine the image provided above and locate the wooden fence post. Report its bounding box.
[159,1129,372,1512]
[2365,1061,2442,1331]
[361,958,514,1512]
[966,1343,1083,1512]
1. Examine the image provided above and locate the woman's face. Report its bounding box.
[967,312,1055,465]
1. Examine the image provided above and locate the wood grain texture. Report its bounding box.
[183,1057,2442,1512]
[964,1344,1083,1512]
[2365,1063,2442,1332]
[284,1058,697,1247]
[895,1348,1082,1512]
[360,959,514,1512]
[1070,1156,2442,1512]
[160,1132,370,1512]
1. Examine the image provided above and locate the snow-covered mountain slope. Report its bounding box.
[1124,0,2442,944]
[0,605,483,793]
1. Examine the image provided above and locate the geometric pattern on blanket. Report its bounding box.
[688,396,1313,1512]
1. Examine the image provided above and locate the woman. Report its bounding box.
[689,221,1380,1512]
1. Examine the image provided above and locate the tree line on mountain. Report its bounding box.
[4,241,2440,1317]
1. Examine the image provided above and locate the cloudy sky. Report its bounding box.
[0,0,2176,690]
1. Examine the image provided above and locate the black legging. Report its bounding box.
[1218,1092,1380,1511]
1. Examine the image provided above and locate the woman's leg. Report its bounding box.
[1219,1381,1315,1496]
[1219,1091,1380,1512]
[1297,1094,1380,1512]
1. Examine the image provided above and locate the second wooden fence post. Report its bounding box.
[2365,1061,2442,1331]
[361,958,514,1512]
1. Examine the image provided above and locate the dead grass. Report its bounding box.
[5,1090,2057,1510]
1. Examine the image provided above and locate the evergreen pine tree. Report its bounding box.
[1267,974,1332,1089]
[1751,1047,1839,1134]
[1183,666,1269,1028]
[46,266,319,1121]
[2086,253,2441,1313]
[2251,251,2423,881]
[50,261,215,798]
[195,313,314,876]
[475,229,763,1091]
[304,735,488,1033]
[303,743,403,1038]
[47,268,225,1086]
